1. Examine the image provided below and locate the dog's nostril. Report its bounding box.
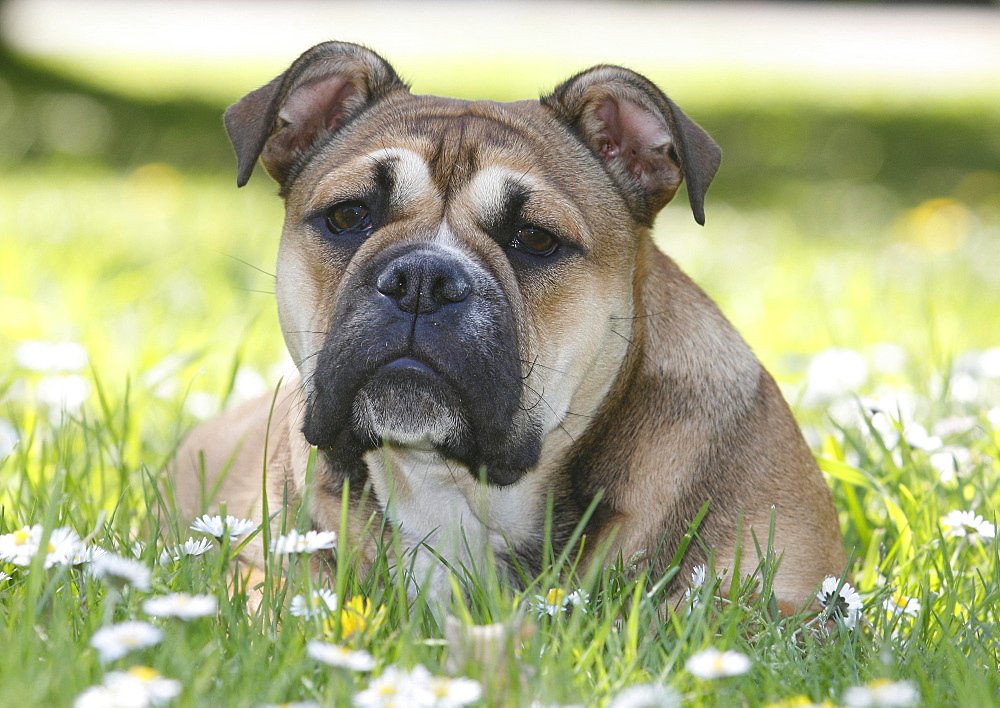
[432,275,471,304]
[376,268,407,298]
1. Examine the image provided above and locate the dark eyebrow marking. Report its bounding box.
[373,157,396,205]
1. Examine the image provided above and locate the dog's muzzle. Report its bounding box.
[302,243,541,486]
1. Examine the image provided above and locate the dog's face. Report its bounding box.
[225,43,720,487]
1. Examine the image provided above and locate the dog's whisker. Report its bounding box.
[221,252,277,280]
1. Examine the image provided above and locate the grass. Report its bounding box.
[1,45,1000,706]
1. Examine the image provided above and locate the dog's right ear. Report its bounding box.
[224,42,408,188]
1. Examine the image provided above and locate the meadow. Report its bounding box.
[1,41,999,706]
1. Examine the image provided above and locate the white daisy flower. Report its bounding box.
[690,564,707,589]
[161,537,215,563]
[190,514,258,538]
[533,588,570,617]
[269,529,337,555]
[802,348,868,406]
[88,552,152,592]
[843,678,920,707]
[90,621,163,662]
[928,447,971,483]
[143,593,218,620]
[0,524,81,568]
[685,648,752,679]
[15,340,88,373]
[35,374,90,413]
[567,589,591,612]
[683,565,709,610]
[72,545,110,565]
[940,510,996,543]
[902,423,941,452]
[0,526,40,566]
[817,576,864,629]
[75,665,181,707]
[354,664,435,707]
[0,571,9,583]
[290,589,339,618]
[882,595,921,618]
[306,641,376,671]
[608,682,681,708]
[426,674,483,707]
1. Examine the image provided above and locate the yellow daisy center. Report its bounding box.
[544,588,566,605]
[127,666,160,682]
[13,530,31,546]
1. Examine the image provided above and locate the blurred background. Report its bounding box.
[1,0,999,460]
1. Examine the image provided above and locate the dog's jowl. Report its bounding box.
[171,42,845,610]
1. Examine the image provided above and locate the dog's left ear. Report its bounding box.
[543,66,721,225]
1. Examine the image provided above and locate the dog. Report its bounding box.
[170,41,845,611]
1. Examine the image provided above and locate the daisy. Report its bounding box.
[816,576,864,629]
[306,641,377,671]
[290,589,339,618]
[269,529,337,555]
[75,666,181,707]
[567,589,590,611]
[143,593,218,620]
[882,595,921,618]
[608,682,681,707]
[354,664,434,708]
[88,552,152,592]
[190,514,258,538]
[0,524,81,568]
[533,588,569,617]
[90,621,164,662]
[72,545,110,565]
[161,537,214,563]
[15,340,88,373]
[940,510,996,543]
[426,674,483,707]
[842,679,920,707]
[685,648,752,679]
[683,565,708,609]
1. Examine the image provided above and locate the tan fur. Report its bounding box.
[168,42,844,612]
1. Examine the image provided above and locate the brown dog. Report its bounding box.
[170,42,844,609]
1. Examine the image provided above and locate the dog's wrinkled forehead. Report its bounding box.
[295,94,597,239]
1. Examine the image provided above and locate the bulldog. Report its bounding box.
[170,41,845,610]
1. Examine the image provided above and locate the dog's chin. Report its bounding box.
[352,373,467,450]
[346,359,469,449]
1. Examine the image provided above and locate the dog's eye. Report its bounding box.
[326,201,373,236]
[511,226,559,257]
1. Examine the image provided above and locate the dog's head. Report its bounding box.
[225,42,720,487]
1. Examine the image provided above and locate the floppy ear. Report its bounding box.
[224,41,408,188]
[542,66,721,225]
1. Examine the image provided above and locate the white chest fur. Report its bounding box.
[363,447,542,596]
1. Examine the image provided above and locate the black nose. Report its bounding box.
[375,250,472,314]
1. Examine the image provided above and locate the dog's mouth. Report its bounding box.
[351,354,466,449]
